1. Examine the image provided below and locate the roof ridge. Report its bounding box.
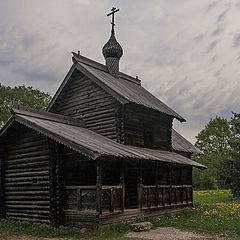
[11,104,85,127]
[72,52,141,85]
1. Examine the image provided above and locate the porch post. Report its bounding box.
[168,164,172,205]
[48,139,58,227]
[55,143,65,226]
[0,140,6,219]
[180,166,184,204]
[120,159,125,210]
[96,158,103,215]
[138,160,143,209]
[155,162,159,207]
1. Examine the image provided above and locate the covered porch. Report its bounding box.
[63,154,194,227]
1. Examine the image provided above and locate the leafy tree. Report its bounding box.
[222,113,240,197]
[192,116,232,189]
[0,84,51,127]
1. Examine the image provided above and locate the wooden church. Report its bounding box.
[0,8,205,227]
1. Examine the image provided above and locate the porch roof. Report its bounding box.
[0,106,206,170]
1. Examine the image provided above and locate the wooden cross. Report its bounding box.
[107,7,120,34]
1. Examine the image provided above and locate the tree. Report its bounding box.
[192,116,232,189]
[223,113,240,197]
[0,84,51,127]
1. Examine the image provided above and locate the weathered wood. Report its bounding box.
[124,104,173,150]
[155,162,159,206]
[55,143,65,226]
[96,158,103,215]
[138,160,143,209]
[169,164,172,205]
[51,74,119,141]
[180,166,184,204]
[48,139,57,226]
[120,160,125,210]
[0,141,6,219]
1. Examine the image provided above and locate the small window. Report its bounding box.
[144,129,154,147]
[32,178,38,184]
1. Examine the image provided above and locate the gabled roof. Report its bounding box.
[47,53,186,122]
[0,106,205,169]
[172,129,203,155]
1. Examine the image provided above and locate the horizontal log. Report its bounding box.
[5,186,49,191]
[5,161,49,170]
[6,216,50,223]
[64,88,112,106]
[7,145,48,156]
[6,166,49,174]
[5,170,49,178]
[58,95,115,113]
[6,133,45,146]
[5,191,49,196]
[6,200,49,205]
[58,103,116,116]
[5,181,49,187]
[7,140,48,152]
[6,205,50,210]
[7,150,50,161]
[6,211,50,218]
[5,176,49,183]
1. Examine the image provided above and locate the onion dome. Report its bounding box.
[102,32,123,60]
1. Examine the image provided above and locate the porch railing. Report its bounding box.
[64,185,123,212]
[140,184,192,208]
[64,184,192,213]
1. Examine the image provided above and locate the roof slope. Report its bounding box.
[47,53,185,122]
[172,129,203,155]
[0,106,205,169]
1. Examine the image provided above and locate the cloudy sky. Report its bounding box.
[0,0,239,143]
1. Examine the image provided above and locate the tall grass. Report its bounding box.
[0,190,240,239]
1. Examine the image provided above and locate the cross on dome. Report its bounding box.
[107,7,120,35]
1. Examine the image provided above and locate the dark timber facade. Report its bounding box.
[0,10,205,227]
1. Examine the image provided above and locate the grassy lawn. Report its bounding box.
[0,190,240,239]
[144,190,240,239]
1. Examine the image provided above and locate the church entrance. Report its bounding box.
[125,160,139,209]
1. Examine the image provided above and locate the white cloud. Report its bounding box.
[0,0,239,143]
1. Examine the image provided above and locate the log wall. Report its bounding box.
[3,123,51,223]
[124,104,173,150]
[0,140,5,219]
[50,70,121,142]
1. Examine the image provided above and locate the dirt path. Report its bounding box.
[0,227,224,240]
[126,227,212,240]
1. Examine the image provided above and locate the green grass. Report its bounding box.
[1,190,240,239]
[142,190,240,239]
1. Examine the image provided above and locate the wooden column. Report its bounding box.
[190,167,193,203]
[168,164,172,205]
[180,166,184,204]
[96,158,103,215]
[55,143,65,226]
[120,159,125,210]
[155,162,159,207]
[48,139,58,227]
[0,141,6,219]
[138,160,143,209]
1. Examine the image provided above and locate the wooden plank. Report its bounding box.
[169,164,172,205]
[155,162,159,207]
[96,158,102,215]
[120,159,125,210]
[48,139,57,226]
[0,141,6,219]
[138,160,143,209]
[55,143,65,226]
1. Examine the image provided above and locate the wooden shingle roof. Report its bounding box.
[0,106,205,169]
[47,53,186,122]
[172,129,203,155]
